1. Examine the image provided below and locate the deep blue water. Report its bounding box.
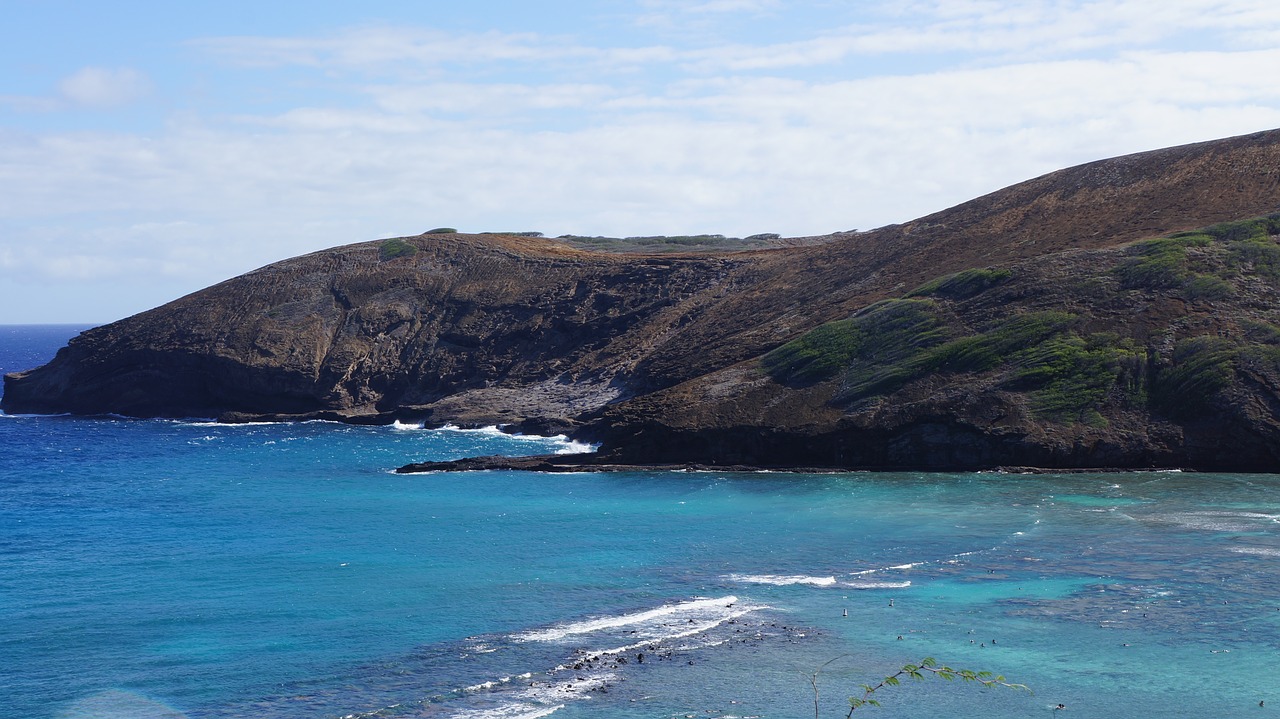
[4,325,1280,718]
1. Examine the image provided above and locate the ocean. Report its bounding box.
[3,324,1280,718]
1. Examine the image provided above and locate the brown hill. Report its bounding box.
[6,128,1280,470]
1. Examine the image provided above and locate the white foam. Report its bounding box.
[552,608,761,669]
[454,671,614,719]
[843,580,912,590]
[727,574,837,587]
[514,596,743,642]
[425,424,598,455]
[554,439,597,455]
[1152,511,1280,533]
[451,703,566,719]
[1230,547,1280,557]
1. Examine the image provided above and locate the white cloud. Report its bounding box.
[367,83,619,115]
[4,48,1278,264]
[682,0,1280,70]
[190,1,1280,77]
[193,27,588,71]
[58,67,151,108]
[6,1,1280,322]
[0,94,60,112]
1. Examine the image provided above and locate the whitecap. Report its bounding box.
[423,424,598,455]
[1229,547,1280,557]
[842,580,912,590]
[451,702,568,719]
[513,595,748,643]
[454,671,615,719]
[554,439,597,455]
[726,574,837,587]
[1149,511,1280,533]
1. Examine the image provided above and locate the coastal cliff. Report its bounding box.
[7,128,1280,470]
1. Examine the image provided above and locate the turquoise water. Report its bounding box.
[4,326,1280,718]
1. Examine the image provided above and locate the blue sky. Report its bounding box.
[4,0,1280,323]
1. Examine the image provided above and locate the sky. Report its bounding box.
[3,1,1280,324]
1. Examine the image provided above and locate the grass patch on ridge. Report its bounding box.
[907,267,1012,299]
[1005,333,1144,424]
[762,299,946,386]
[1149,336,1236,418]
[379,238,419,260]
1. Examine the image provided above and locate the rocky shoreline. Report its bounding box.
[393,452,1193,475]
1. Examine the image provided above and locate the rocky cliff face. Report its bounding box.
[7,128,1280,470]
[2,235,759,421]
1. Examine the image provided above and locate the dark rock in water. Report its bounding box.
[9,128,1280,471]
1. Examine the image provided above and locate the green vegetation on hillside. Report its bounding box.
[1149,336,1236,418]
[921,312,1075,375]
[764,302,1115,419]
[762,299,946,387]
[1005,333,1144,425]
[907,267,1012,299]
[1116,213,1280,295]
[379,238,419,260]
[1114,236,1203,289]
[764,212,1280,426]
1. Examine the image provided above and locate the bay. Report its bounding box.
[3,326,1279,718]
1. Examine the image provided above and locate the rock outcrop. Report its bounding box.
[7,128,1280,470]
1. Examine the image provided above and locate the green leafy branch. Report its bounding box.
[845,657,1030,716]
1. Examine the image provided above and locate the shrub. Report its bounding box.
[1202,217,1277,243]
[424,227,457,234]
[1115,238,1189,289]
[1227,239,1280,280]
[1183,273,1233,301]
[763,300,946,387]
[919,312,1076,374]
[1005,333,1142,423]
[1165,232,1214,246]
[1242,320,1280,345]
[1150,336,1236,418]
[907,267,1013,300]
[823,311,1078,409]
[379,238,419,260]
